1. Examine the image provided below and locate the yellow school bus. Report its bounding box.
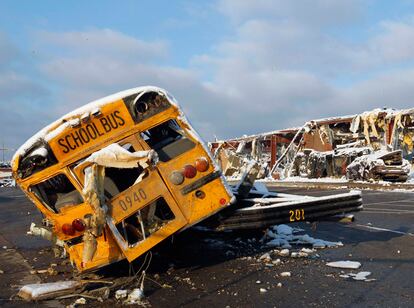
[12,86,234,272]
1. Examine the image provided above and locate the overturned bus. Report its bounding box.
[12,86,234,272]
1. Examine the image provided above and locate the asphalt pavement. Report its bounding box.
[0,186,413,307]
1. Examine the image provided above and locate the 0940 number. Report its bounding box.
[289,209,305,222]
[118,188,147,211]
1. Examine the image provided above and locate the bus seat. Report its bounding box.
[55,190,83,210]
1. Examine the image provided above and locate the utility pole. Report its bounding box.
[0,141,5,163]
[0,142,14,163]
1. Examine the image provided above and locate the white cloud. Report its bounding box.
[36,29,168,62]
[0,31,52,159]
[367,18,414,63]
[217,0,365,26]
[7,2,414,156]
[36,11,414,143]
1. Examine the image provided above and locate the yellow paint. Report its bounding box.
[49,100,135,161]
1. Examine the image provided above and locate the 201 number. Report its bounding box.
[289,209,305,222]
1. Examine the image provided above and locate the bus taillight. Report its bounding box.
[183,165,197,179]
[195,157,209,172]
[170,171,184,185]
[62,223,75,236]
[72,219,85,232]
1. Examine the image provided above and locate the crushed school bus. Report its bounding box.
[12,86,234,272]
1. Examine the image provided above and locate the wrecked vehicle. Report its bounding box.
[346,150,410,182]
[12,86,234,272]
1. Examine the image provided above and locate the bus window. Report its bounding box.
[115,197,174,246]
[71,141,149,199]
[18,142,57,179]
[30,173,83,213]
[140,119,195,162]
[103,143,145,198]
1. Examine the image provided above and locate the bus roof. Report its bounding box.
[12,86,178,166]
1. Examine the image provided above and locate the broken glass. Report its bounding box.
[115,197,175,246]
[140,119,195,162]
[30,173,83,213]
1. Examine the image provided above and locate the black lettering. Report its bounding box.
[86,124,97,139]
[92,122,104,136]
[65,135,76,150]
[100,117,111,132]
[58,138,70,153]
[78,128,90,143]
[113,111,125,126]
[71,131,84,147]
[108,114,119,129]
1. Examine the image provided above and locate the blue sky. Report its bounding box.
[3,1,414,159]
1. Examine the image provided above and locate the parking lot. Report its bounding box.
[0,186,413,307]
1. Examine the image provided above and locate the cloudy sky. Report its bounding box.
[2,1,414,159]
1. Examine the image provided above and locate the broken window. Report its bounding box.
[18,141,58,179]
[71,142,147,200]
[115,197,175,246]
[140,119,195,162]
[30,173,83,213]
[103,143,144,198]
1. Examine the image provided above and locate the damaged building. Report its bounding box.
[210,108,414,183]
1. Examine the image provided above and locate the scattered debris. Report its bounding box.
[338,271,376,282]
[272,258,281,266]
[279,249,290,257]
[125,288,145,304]
[73,297,86,305]
[326,261,362,269]
[18,280,81,301]
[115,290,128,300]
[347,150,410,182]
[27,223,64,247]
[259,252,272,261]
[351,271,372,281]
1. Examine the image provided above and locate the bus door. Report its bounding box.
[72,140,187,262]
[138,119,231,224]
[106,170,187,261]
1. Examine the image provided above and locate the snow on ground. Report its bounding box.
[264,224,343,249]
[0,171,11,178]
[260,176,349,183]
